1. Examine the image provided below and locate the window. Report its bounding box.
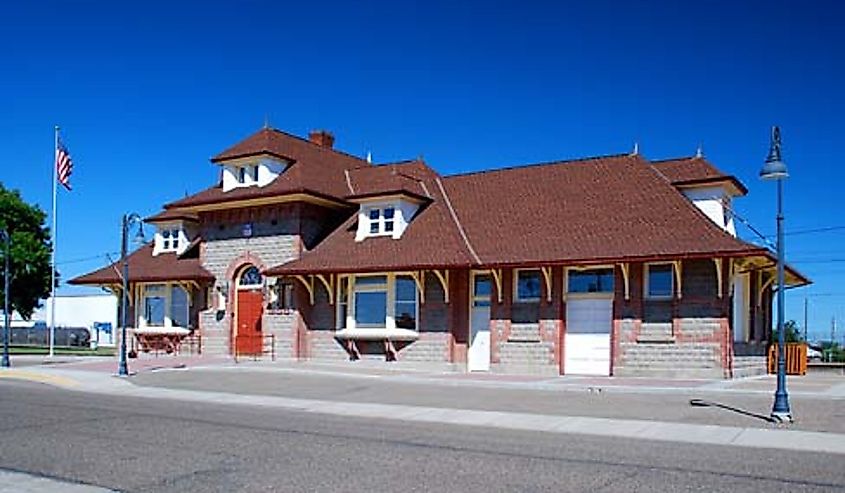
[647,264,674,298]
[238,167,247,184]
[238,266,263,287]
[384,207,395,233]
[337,276,350,328]
[159,228,181,252]
[394,275,417,329]
[365,207,398,236]
[270,280,293,311]
[369,209,380,234]
[170,285,189,327]
[568,268,615,293]
[515,270,542,302]
[144,284,166,326]
[472,274,491,307]
[354,276,387,327]
[346,274,419,330]
[252,165,259,182]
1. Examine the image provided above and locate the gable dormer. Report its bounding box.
[652,156,747,237]
[353,196,422,242]
[220,156,289,192]
[144,210,199,256]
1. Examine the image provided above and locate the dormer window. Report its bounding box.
[160,228,180,252]
[238,167,247,184]
[366,206,396,236]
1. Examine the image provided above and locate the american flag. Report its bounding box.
[56,137,73,191]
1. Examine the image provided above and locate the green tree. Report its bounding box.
[774,320,803,343]
[0,183,52,319]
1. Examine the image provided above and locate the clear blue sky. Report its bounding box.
[1,1,843,341]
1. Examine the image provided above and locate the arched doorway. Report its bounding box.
[234,265,264,355]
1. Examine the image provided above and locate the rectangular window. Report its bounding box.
[368,209,380,234]
[384,207,395,233]
[568,268,615,293]
[144,284,166,326]
[394,275,417,330]
[337,276,349,328]
[473,274,492,307]
[354,276,387,327]
[252,165,259,182]
[515,270,542,302]
[647,264,674,298]
[170,285,189,327]
[238,167,246,184]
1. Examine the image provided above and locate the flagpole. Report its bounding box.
[49,125,58,358]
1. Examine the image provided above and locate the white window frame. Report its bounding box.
[363,206,397,238]
[645,262,675,300]
[336,273,420,331]
[138,282,191,328]
[513,268,542,303]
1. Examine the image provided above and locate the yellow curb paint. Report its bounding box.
[0,370,80,388]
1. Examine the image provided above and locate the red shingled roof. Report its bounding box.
[144,209,198,223]
[267,154,766,275]
[345,160,433,202]
[166,128,369,209]
[265,161,476,275]
[69,244,214,285]
[653,156,748,195]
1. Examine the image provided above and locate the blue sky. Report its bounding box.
[1,1,843,341]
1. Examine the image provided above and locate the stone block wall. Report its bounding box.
[613,259,732,379]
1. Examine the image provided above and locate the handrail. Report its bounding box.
[234,334,276,363]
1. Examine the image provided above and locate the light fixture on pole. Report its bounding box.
[118,213,145,377]
[1,227,10,368]
[759,125,792,423]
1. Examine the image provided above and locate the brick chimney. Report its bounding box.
[309,130,335,149]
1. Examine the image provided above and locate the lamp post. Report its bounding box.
[759,126,792,423]
[2,228,10,368]
[118,213,145,377]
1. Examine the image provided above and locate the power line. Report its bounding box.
[764,225,845,238]
[55,252,118,266]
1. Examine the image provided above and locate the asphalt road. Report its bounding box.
[0,381,843,493]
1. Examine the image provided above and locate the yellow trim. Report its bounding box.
[618,263,630,301]
[672,260,683,299]
[294,275,315,305]
[173,193,347,213]
[409,271,425,304]
[432,269,450,303]
[759,273,775,303]
[540,266,553,303]
[714,258,723,299]
[490,268,503,304]
[315,274,335,305]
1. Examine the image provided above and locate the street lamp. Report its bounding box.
[759,126,791,423]
[1,227,10,368]
[118,213,145,376]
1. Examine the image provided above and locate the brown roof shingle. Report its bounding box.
[653,156,748,195]
[265,161,476,275]
[69,244,214,285]
[166,128,370,209]
[267,154,767,275]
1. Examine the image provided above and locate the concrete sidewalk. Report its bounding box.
[2,363,845,457]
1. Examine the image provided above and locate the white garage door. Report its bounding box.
[564,298,612,376]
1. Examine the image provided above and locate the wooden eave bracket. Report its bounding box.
[490,268,503,304]
[315,274,335,305]
[294,275,315,305]
[713,258,723,299]
[540,266,553,303]
[672,260,683,299]
[432,269,449,303]
[618,263,630,301]
[410,271,426,304]
[759,274,775,304]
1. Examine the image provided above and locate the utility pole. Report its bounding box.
[803,297,808,342]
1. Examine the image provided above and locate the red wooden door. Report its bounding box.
[236,290,263,355]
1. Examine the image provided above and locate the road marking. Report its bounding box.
[0,370,80,389]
